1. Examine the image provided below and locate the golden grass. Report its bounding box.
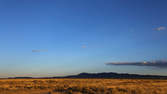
[0,79,166,94]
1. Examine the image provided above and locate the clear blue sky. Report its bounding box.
[0,0,167,77]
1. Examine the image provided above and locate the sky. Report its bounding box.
[0,0,167,77]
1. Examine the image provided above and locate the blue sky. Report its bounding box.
[0,0,167,77]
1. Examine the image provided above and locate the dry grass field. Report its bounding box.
[0,79,167,94]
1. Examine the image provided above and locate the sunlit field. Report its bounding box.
[0,79,167,94]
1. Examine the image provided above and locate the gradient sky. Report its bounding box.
[0,0,167,77]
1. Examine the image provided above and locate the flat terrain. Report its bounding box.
[0,79,167,94]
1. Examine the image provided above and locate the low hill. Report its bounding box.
[9,72,167,79]
[55,72,167,79]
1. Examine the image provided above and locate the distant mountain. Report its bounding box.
[8,77,33,79]
[8,72,167,79]
[57,72,167,79]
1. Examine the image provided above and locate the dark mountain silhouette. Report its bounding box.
[54,72,167,79]
[8,77,33,79]
[8,72,167,79]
